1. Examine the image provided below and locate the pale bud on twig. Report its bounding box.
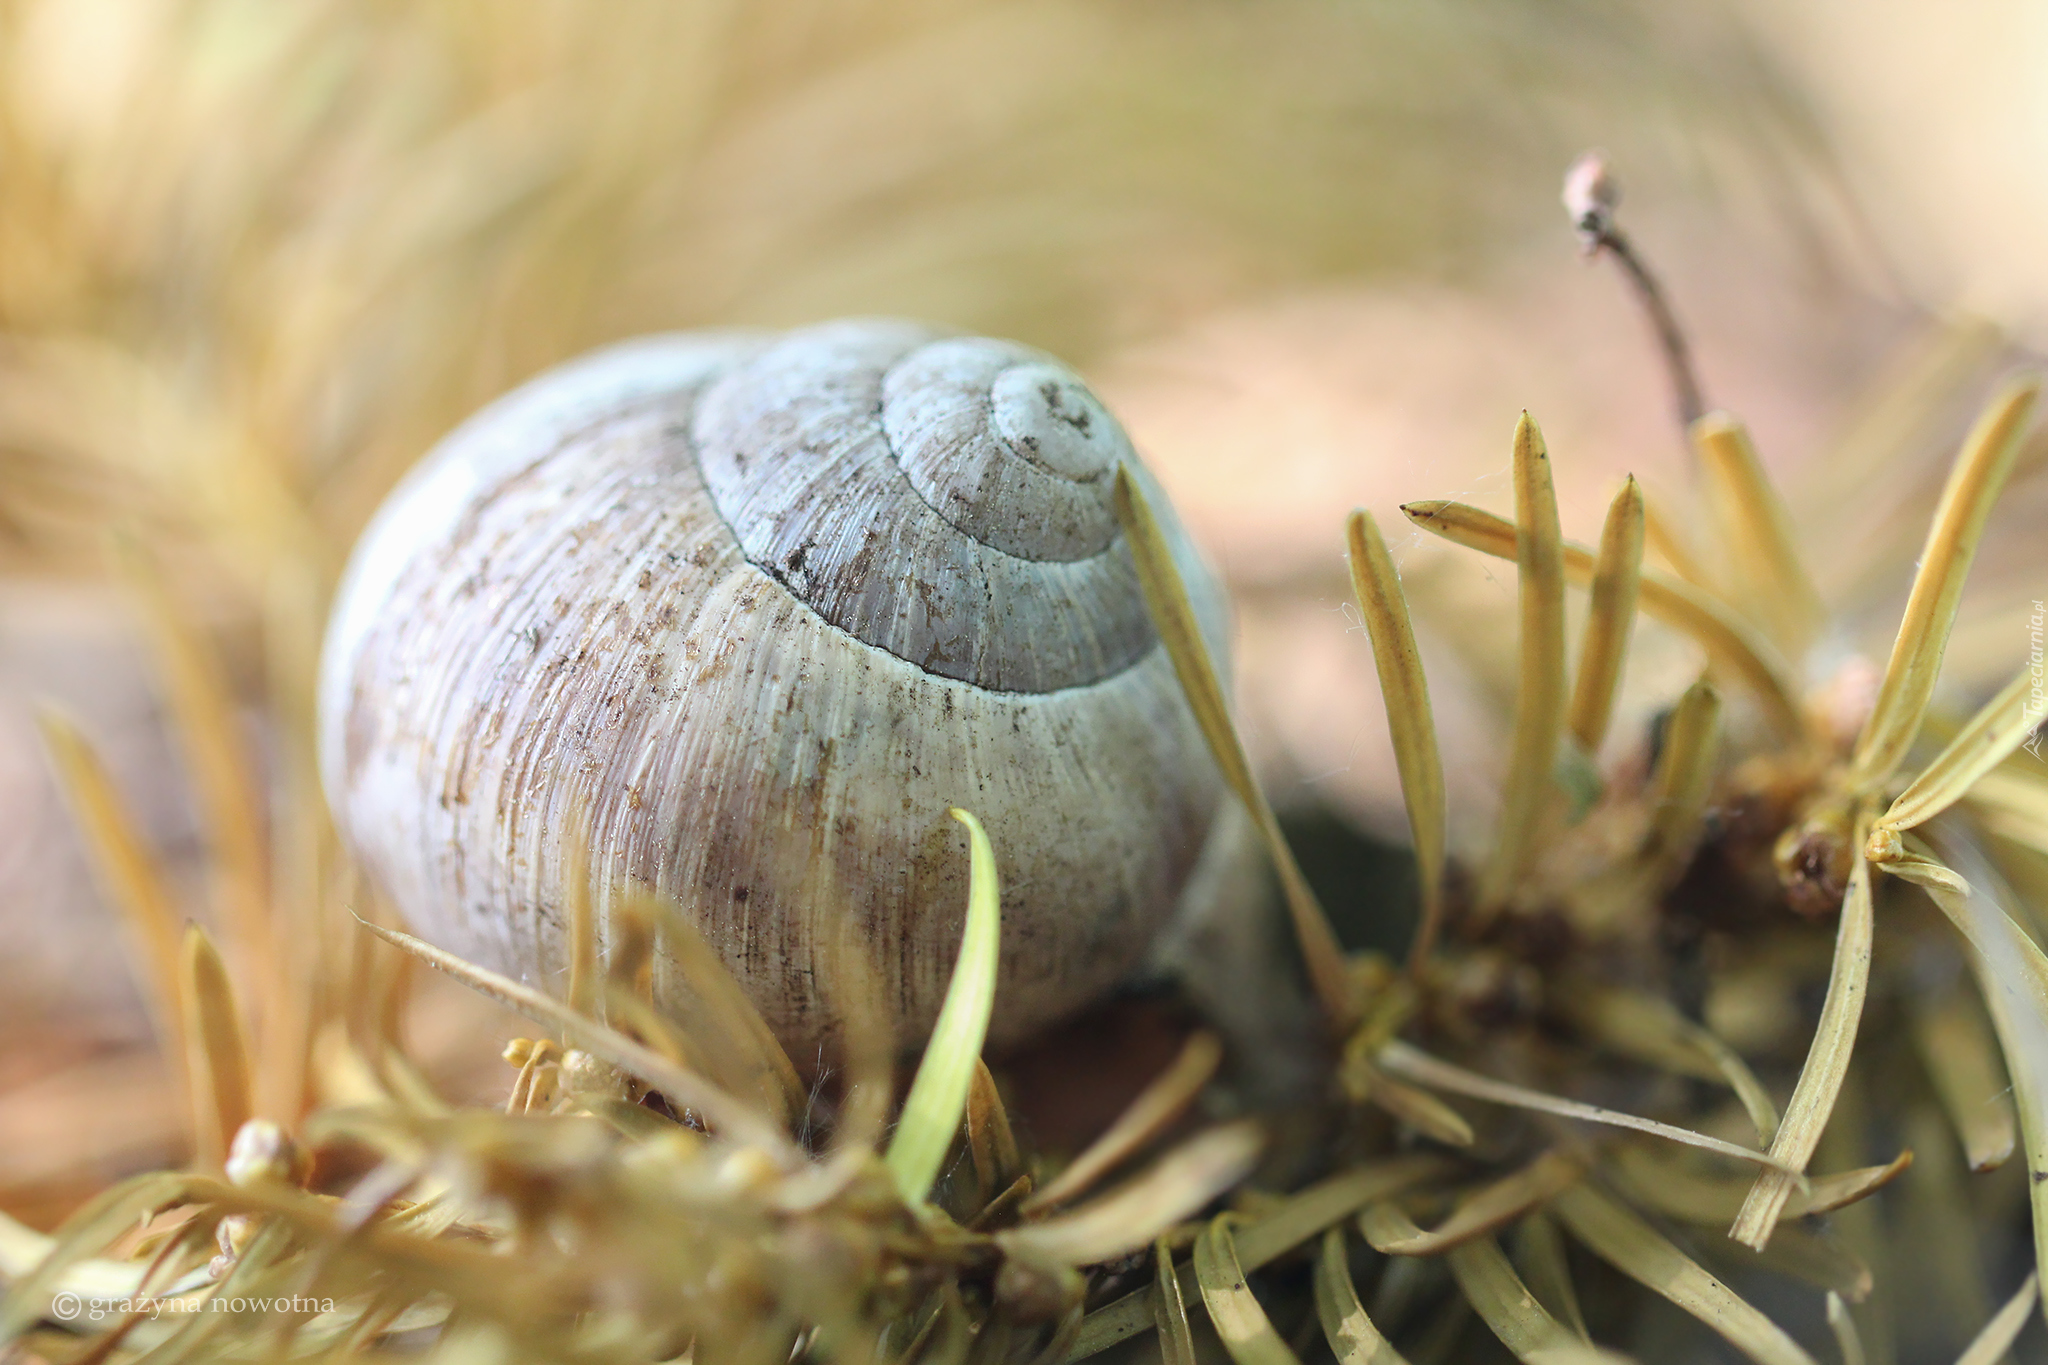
[1562,150,1617,254]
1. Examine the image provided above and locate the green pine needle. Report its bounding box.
[885,808,1003,1206]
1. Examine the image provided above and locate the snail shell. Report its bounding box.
[319,319,1235,1060]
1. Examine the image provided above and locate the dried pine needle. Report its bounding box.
[35,708,191,1090]
[1609,1145,1910,1226]
[1193,1214,1301,1365]
[817,924,896,1159]
[967,1060,1025,1203]
[1357,1150,1581,1257]
[1117,464,1355,1031]
[1314,1228,1410,1365]
[1485,413,1570,911]
[353,917,792,1158]
[1825,1292,1866,1365]
[1346,509,1448,964]
[999,1122,1261,1267]
[1376,1042,1791,1171]
[1069,1157,1452,1360]
[1912,840,2048,1313]
[1444,1234,1626,1365]
[564,823,600,1021]
[1401,500,1805,739]
[632,893,803,1127]
[1358,1068,1476,1148]
[1954,1274,2038,1365]
[1154,1237,1198,1365]
[1732,826,1874,1248]
[0,1172,204,1341]
[1553,1184,1817,1365]
[1567,476,1645,755]
[1849,377,2040,791]
[1640,490,1717,594]
[1566,987,1778,1145]
[1691,415,1824,657]
[1233,1158,1458,1272]
[115,536,275,1006]
[1879,663,2046,833]
[1878,839,2048,1021]
[1967,771,2048,857]
[1512,1212,1589,1341]
[1643,678,1724,886]
[1910,982,2017,1171]
[181,926,255,1172]
[1025,1030,1222,1213]
[886,808,1002,1206]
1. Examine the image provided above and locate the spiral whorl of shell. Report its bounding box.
[694,320,1150,691]
[320,320,1233,1058]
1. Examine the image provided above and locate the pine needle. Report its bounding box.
[1967,769,2048,855]
[352,917,793,1159]
[1826,1292,1866,1365]
[1025,1030,1222,1213]
[1731,825,1874,1248]
[1513,1212,1590,1340]
[564,823,599,1021]
[36,708,191,1093]
[1318,647,1433,941]
[1347,509,1448,966]
[1953,1274,2037,1365]
[1568,476,1645,754]
[1358,1150,1581,1256]
[0,1171,205,1342]
[817,925,895,1160]
[1878,663,2046,833]
[967,1060,1025,1203]
[1900,837,2048,1317]
[1445,1234,1628,1365]
[115,536,276,1020]
[1566,987,1778,1145]
[1876,838,2048,1021]
[631,892,804,1128]
[1609,1145,1910,1226]
[1376,1042,1792,1171]
[1000,1122,1261,1267]
[1116,464,1355,1030]
[1640,490,1718,594]
[886,808,1002,1207]
[1692,416,1824,657]
[1069,1157,1452,1360]
[1554,1184,1818,1365]
[181,925,255,1172]
[1315,1228,1410,1365]
[1848,377,2040,791]
[1642,679,1723,886]
[1193,1214,1301,1365]
[1485,413,1570,911]
[1154,1237,1197,1365]
[1358,1068,1476,1147]
[1910,982,2017,1171]
[1401,500,1804,740]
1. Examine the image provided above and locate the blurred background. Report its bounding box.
[3,0,2045,1228]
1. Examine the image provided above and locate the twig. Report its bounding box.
[1564,151,1706,436]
